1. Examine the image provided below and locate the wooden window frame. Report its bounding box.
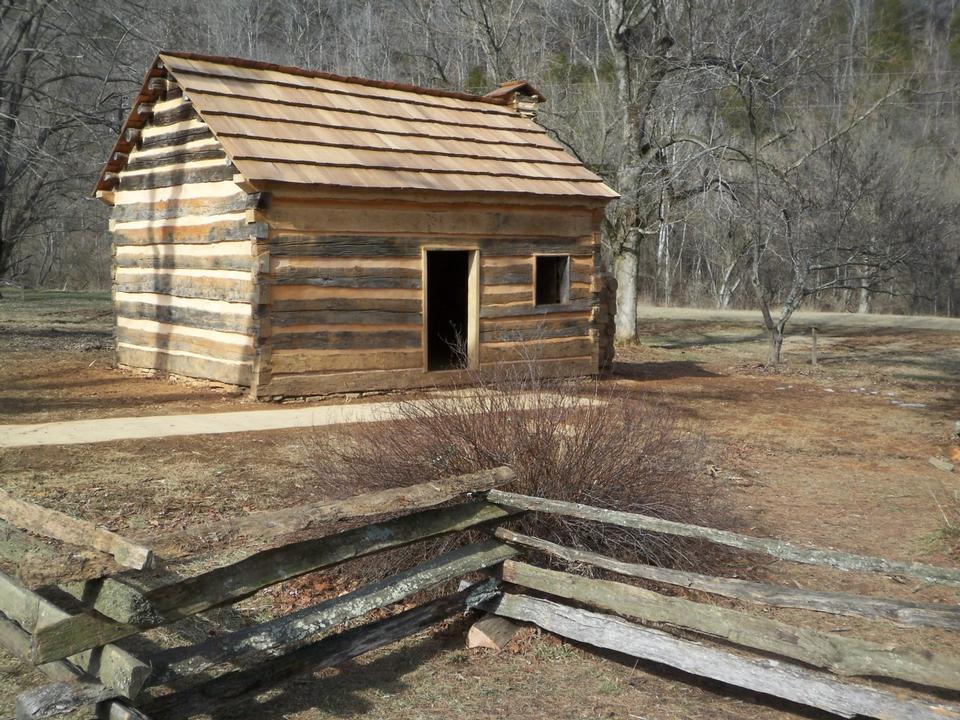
[533,254,571,307]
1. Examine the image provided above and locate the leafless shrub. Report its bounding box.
[308,357,734,578]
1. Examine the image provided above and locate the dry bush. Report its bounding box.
[308,359,734,578]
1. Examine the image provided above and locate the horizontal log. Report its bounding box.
[271,308,422,327]
[118,163,235,192]
[480,318,591,343]
[148,540,516,684]
[114,251,254,273]
[269,235,421,258]
[143,467,516,559]
[111,190,255,223]
[125,146,223,172]
[116,326,254,363]
[270,328,421,351]
[149,101,196,127]
[480,299,594,319]
[139,125,213,150]
[31,501,516,663]
[266,199,597,238]
[495,528,960,632]
[480,337,594,364]
[142,580,499,720]
[0,489,153,570]
[482,263,531,286]
[271,296,421,314]
[115,300,253,334]
[0,572,149,699]
[261,356,597,397]
[111,221,263,246]
[269,235,594,258]
[271,267,421,290]
[270,348,422,374]
[488,593,960,720]
[117,345,253,387]
[115,274,254,303]
[487,490,960,588]
[501,560,960,691]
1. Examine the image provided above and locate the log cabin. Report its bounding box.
[95,52,618,398]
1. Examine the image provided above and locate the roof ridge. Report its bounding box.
[159,50,512,107]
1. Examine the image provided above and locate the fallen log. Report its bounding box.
[0,489,153,571]
[495,528,960,631]
[487,490,960,587]
[487,593,960,720]
[501,560,960,691]
[143,579,498,720]
[147,539,516,685]
[31,500,516,663]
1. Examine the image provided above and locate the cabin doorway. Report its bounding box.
[424,249,477,371]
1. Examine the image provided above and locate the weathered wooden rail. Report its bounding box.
[1,470,960,720]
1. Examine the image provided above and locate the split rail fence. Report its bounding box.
[1,468,960,719]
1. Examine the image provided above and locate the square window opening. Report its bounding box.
[535,255,570,306]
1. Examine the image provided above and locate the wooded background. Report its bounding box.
[2,0,959,348]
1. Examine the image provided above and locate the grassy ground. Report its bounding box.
[1,293,959,719]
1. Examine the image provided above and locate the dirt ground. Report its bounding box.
[1,292,959,719]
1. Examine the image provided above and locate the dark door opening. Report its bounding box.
[426,250,470,371]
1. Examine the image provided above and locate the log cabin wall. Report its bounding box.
[255,192,603,398]
[108,86,262,387]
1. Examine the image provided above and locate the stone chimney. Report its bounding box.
[483,80,546,118]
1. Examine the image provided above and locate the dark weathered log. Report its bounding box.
[111,191,256,224]
[479,300,593,319]
[143,580,499,720]
[495,528,960,631]
[114,302,254,334]
[149,102,196,127]
[270,329,421,351]
[480,319,590,343]
[16,682,118,720]
[271,296,421,314]
[118,164,235,192]
[126,147,224,173]
[145,467,515,559]
[271,265,421,285]
[269,235,421,257]
[501,560,960,691]
[113,253,254,273]
[138,126,212,150]
[149,540,515,684]
[114,276,255,304]
[271,308,422,326]
[111,221,265,247]
[487,593,960,720]
[0,489,153,570]
[487,490,960,587]
[31,501,516,663]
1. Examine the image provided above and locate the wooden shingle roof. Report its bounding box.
[98,52,617,201]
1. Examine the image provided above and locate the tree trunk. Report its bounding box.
[614,228,640,340]
[768,327,784,365]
